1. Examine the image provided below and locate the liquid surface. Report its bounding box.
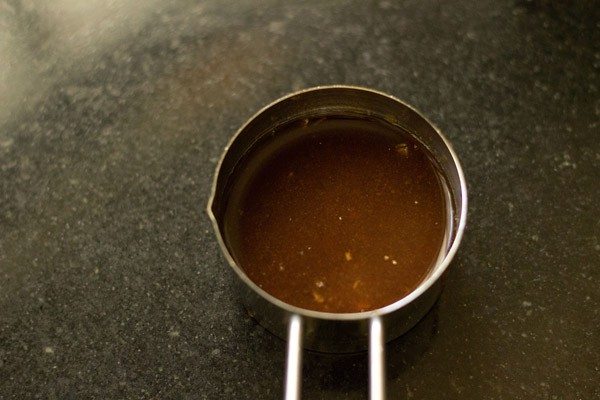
[223,117,448,313]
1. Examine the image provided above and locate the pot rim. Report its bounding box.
[206,84,468,322]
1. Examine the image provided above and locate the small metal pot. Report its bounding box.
[207,86,467,400]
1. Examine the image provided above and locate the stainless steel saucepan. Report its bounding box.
[207,85,467,400]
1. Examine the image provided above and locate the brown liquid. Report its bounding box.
[223,117,448,313]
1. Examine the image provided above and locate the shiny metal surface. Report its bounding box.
[207,85,467,353]
[369,316,385,400]
[284,314,303,400]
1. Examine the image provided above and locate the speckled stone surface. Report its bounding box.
[0,1,598,399]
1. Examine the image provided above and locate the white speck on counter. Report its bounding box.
[392,260,398,265]
[315,280,324,288]
[557,153,577,170]
[522,300,532,307]
[168,329,180,338]
[43,346,54,354]
[384,255,390,261]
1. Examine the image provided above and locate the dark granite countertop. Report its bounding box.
[1,1,598,399]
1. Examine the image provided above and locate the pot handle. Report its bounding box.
[283,314,386,400]
[284,314,304,400]
[369,316,386,400]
